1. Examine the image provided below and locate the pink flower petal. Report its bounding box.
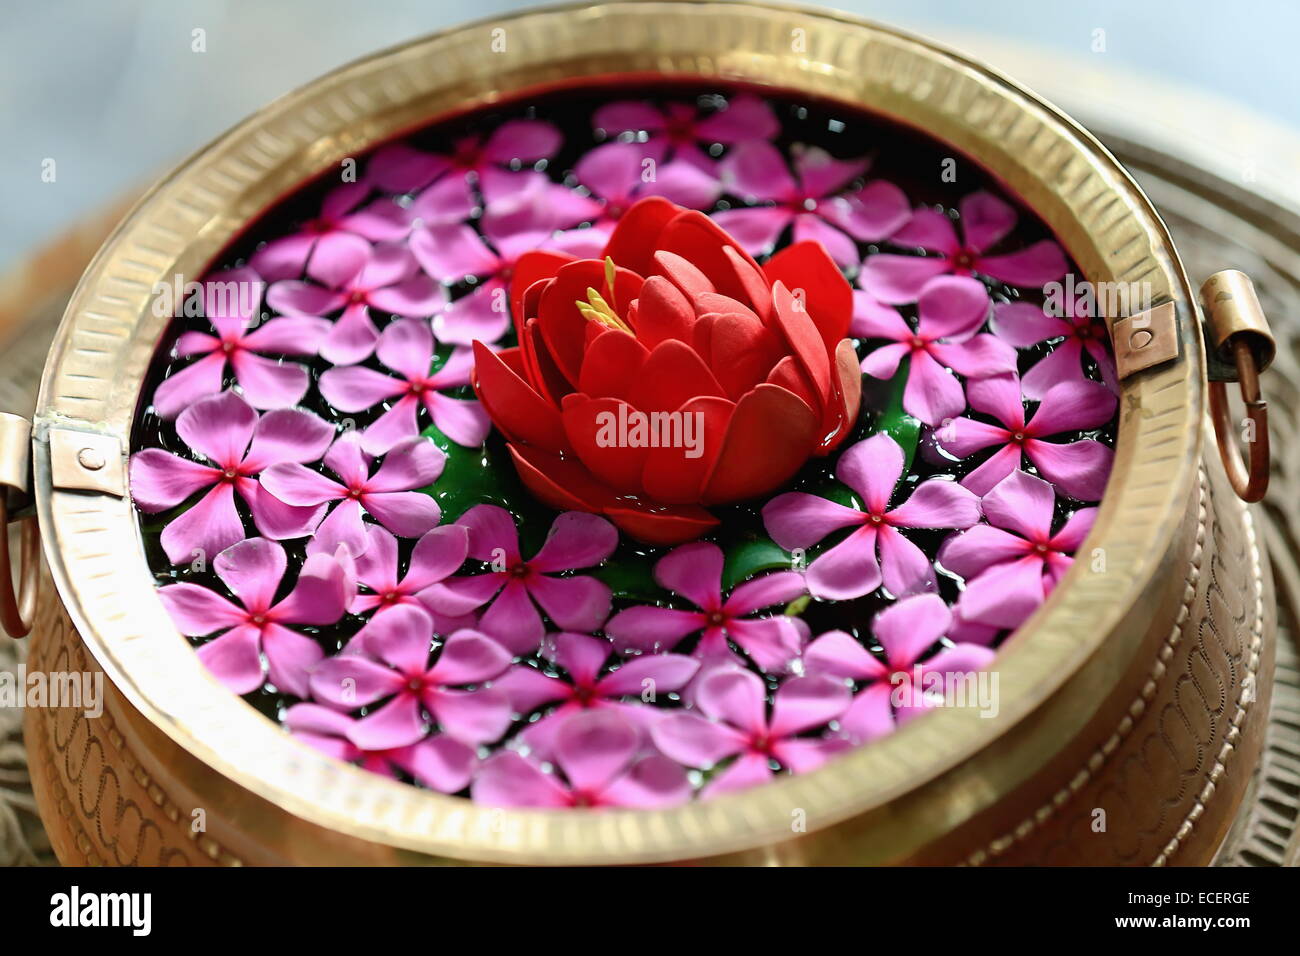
[260,622,325,698]
[991,300,1070,348]
[806,526,881,600]
[598,755,693,808]
[404,524,469,591]
[938,524,1031,580]
[859,341,911,380]
[695,94,779,142]
[229,352,310,410]
[433,283,513,346]
[596,652,698,697]
[708,207,792,257]
[318,364,406,412]
[129,450,218,511]
[934,416,1008,458]
[547,632,610,686]
[159,483,246,566]
[349,694,427,750]
[153,351,228,420]
[472,751,570,807]
[905,349,970,425]
[310,655,405,708]
[241,315,331,356]
[273,550,352,625]
[977,240,1067,287]
[850,291,911,340]
[694,666,767,736]
[195,624,265,695]
[393,734,477,793]
[839,682,896,744]
[876,525,937,597]
[250,234,317,281]
[365,436,445,492]
[958,191,1018,253]
[769,674,851,738]
[640,159,722,210]
[425,686,512,745]
[890,208,961,255]
[1028,379,1118,436]
[421,392,491,449]
[530,511,619,572]
[361,491,442,539]
[860,253,951,304]
[367,274,447,318]
[593,100,666,135]
[803,630,888,681]
[157,583,245,636]
[477,578,545,655]
[725,616,805,673]
[874,592,952,670]
[1024,438,1114,501]
[483,119,562,164]
[306,497,367,558]
[820,180,911,242]
[700,751,773,798]
[553,710,639,793]
[959,442,1025,497]
[929,335,1017,379]
[605,605,705,655]
[887,477,980,529]
[176,390,257,468]
[724,570,805,615]
[837,432,905,513]
[651,712,748,768]
[791,214,860,268]
[409,224,501,283]
[212,536,285,610]
[916,275,990,341]
[958,556,1047,629]
[720,140,798,202]
[266,280,345,316]
[495,664,569,714]
[981,469,1055,541]
[410,174,476,226]
[427,628,512,685]
[1050,507,1098,552]
[368,143,452,193]
[965,372,1027,429]
[574,141,644,204]
[320,303,380,365]
[653,541,723,610]
[761,491,863,551]
[1020,340,1087,401]
[793,146,868,199]
[527,573,611,633]
[457,504,520,562]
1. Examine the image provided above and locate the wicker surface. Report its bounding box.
[2,82,1298,869]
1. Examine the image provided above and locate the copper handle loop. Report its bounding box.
[0,492,38,638]
[1209,336,1269,503]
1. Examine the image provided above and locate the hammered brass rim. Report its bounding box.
[33,0,1204,864]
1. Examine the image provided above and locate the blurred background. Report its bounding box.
[3,0,1299,271]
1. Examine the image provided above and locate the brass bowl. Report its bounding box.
[15,0,1276,864]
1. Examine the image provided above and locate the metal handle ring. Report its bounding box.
[1209,336,1270,503]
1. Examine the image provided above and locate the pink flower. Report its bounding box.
[285,702,478,793]
[862,191,1068,303]
[153,268,329,419]
[472,710,692,809]
[259,431,444,558]
[158,537,353,697]
[712,141,910,266]
[318,318,490,454]
[939,469,1097,630]
[364,119,564,195]
[802,593,996,743]
[592,93,780,169]
[438,506,617,655]
[249,183,411,281]
[266,235,445,365]
[933,372,1116,500]
[762,432,981,601]
[992,295,1118,399]
[493,632,699,759]
[309,603,512,749]
[409,179,604,346]
[569,141,722,243]
[855,275,1016,426]
[651,667,851,797]
[604,542,807,674]
[343,523,473,653]
[130,390,334,564]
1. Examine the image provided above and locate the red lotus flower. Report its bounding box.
[471,198,861,545]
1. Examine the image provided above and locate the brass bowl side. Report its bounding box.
[33,1,1206,864]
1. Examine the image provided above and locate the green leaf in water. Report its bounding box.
[721,536,794,591]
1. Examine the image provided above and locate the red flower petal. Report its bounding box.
[509,250,576,326]
[652,250,716,301]
[628,339,727,413]
[578,328,648,401]
[628,276,695,349]
[764,240,853,349]
[657,209,766,305]
[472,342,566,453]
[602,196,681,277]
[603,501,720,546]
[518,317,574,406]
[640,395,733,504]
[770,281,832,410]
[561,394,650,491]
[819,339,864,454]
[765,354,820,411]
[703,383,819,504]
[706,311,784,401]
[506,443,617,513]
[720,245,773,319]
[537,259,643,385]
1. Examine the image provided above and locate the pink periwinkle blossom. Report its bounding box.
[285,702,478,793]
[991,293,1118,399]
[862,191,1068,303]
[249,183,411,281]
[939,469,1097,631]
[933,371,1116,500]
[651,667,851,797]
[318,318,490,454]
[266,234,445,365]
[568,140,722,243]
[472,709,693,809]
[712,141,910,267]
[802,593,996,743]
[436,506,617,656]
[592,93,780,169]
[159,537,353,697]
[409,176,606,345]
[131,390,334,564]
[259,431,444,558]
[364,119,564,196]
[309,603,513,750]
[343,523,474,653]
[153,268,329,419]
[762,432,981,601]
[855,274,1016,426]
[494,632,699,759]
[605,542,807,675]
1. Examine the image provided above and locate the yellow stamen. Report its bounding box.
[575,284,632,333]
[604,256,618,309]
